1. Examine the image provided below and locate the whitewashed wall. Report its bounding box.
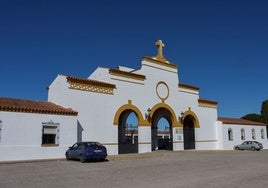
[218,121,268,150]
[0,111,77,161]
[195,106,218,150]
[48,59,220,154]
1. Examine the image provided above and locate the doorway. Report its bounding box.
[151,108,173,151]
[118,111,138,154]
[183,116,195,150]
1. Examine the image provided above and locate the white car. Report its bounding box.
[234,141,263,151]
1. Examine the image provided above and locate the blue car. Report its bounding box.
[65,142,107,162]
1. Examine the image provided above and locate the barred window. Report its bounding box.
[228,128,233,141]
[42,120,60,146]
[251,128,256,140]
[241,128,245,140]
[261,128,265,139]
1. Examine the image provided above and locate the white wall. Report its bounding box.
[219,122,268,150]
[195,107,218,150]
[0,111,77,161]
[48,60,221,155]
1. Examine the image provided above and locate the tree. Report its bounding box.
[261,100,268,124]
[241,113,262,122]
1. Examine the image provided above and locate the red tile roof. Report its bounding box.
[0,98,78,116]
[218,117,266,126]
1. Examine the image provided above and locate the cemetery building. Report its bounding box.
[0,40,267,162]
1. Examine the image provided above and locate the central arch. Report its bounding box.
[151,107,173,151]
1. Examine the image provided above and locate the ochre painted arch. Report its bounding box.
[150,102,182,127]
[183,108,200,128]
[113,100,149,126]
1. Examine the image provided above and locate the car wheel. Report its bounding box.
[65,153,70,160]
[251,147,256,151]
[235,147,239,150]
[80,155,86,163]
[100,158,106,162]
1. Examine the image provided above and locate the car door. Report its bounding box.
[245,141,252,150]
[68,143,79,159]
[240,141,248,150]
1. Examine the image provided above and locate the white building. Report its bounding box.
[0,98,77,161]
[0,40,267,162]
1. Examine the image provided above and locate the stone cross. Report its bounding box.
[155,40,165,58]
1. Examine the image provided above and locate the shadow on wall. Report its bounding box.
[77,121,84,142]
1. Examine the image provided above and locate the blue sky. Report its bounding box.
[0,0,268,118]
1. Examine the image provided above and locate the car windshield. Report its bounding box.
[86,142,102,146]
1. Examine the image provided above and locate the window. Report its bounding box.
[251,128,256,140]
[261,128,265,139]
[241,128,245,140]
[0,120,2,143]
[42,120,60,146]
[228,128,233,141]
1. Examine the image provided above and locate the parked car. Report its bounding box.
[234,141,263,151]
[65,141,107,162]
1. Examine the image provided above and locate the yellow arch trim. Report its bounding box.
[150,102,182,127]
[113,100,150,126]
[183,108,200,128]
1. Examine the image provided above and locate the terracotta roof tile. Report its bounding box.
[218,117,266,126]
[0,97,78,116]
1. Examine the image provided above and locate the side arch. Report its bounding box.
[183,108,200,128]
[113,100,149,126]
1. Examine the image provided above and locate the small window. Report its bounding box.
[241,128,245,140]
[42,121,60,146]
[251,128,256,140]
[228,128,233,141]
[0,120,2,144]
[261,128,265,139]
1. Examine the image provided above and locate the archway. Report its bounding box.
[151,108,173,151]
[118,111,138,154]
[183,115,195,150]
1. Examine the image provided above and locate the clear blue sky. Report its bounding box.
[0,0,268,118]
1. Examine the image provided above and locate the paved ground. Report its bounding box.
[1,150,268,188]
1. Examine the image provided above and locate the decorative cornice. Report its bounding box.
[178,83,199,91]
[66,76,115,94]
[141,56,178,69]
[109,69,146,81]
[198,98,218,109]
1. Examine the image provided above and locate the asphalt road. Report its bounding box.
[0,150,268,188]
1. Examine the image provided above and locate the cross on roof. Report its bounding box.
[155,40,165,58]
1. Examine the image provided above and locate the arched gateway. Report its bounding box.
[182,109,200,150]
[47,39,219,156]
[151,108,173,151]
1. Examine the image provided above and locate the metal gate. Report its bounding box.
[151,108,173,151]
[118,123,138,154]
[183,116,195,150]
